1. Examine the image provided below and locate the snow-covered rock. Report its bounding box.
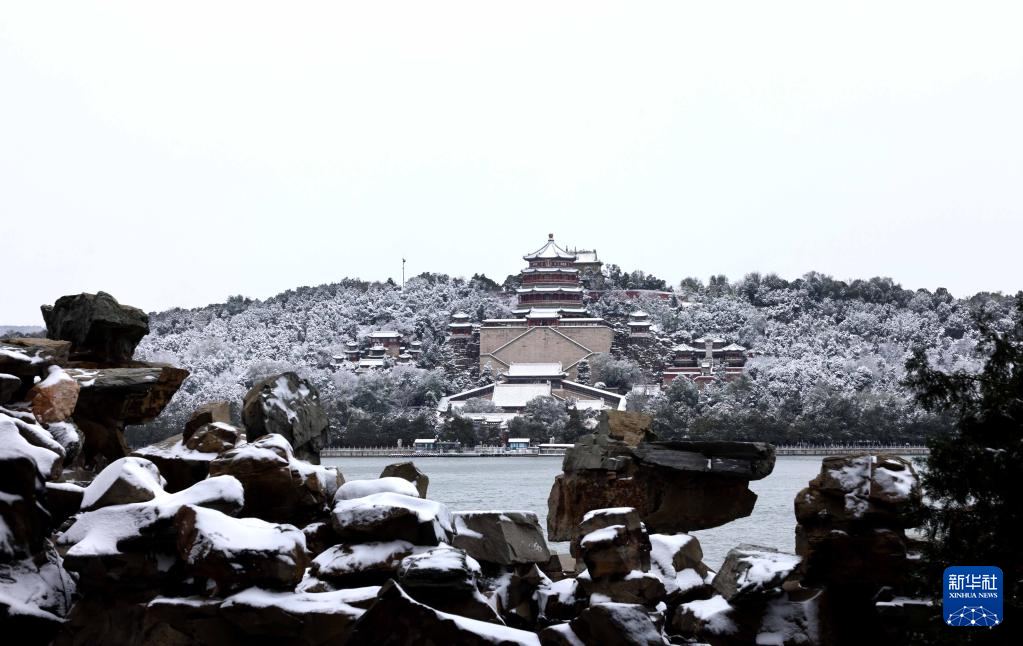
[184,421,241,453]
[452,511,551,566]
[648,533,710,594]
[574,507,650,579]
[175,504,309,592]
[183,400,231,440]
[379,461,429,498]
[556,602,666,646]
[310,540,418,588]
[242,372,329,464]
[711,544,800,602]
[397,545,500,623]
[346,580,541,646]
[80,456,166,511]
[331,492,453,546]
[336,477,421,502]
[209,433,341,524]
[673,595,739,640]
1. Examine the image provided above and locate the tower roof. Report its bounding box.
[523,234,576,261]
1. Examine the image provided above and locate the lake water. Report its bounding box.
[323,455,841,569]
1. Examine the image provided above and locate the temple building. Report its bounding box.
[662,336,749,386]
[438,362,626,426]
[627,310,652,338]
[447,312,473,338]
[479,235,613,380]
[367,331,403,357]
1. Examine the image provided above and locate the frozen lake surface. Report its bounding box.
[322,454,897,569]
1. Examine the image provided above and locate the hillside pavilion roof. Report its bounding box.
[523,234,576,261]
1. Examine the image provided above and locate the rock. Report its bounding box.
[331,492,453,546]
[80,456,166,511]
[491,563,552,628]
[0,597,65,646]
[649,533,709,582]
[547,412,775,541]
[208,434,340,524]
[756,590,823,646]
[141,597,236,646]
[671,595,742,644]
[26,366,80,423]
[0,372,21,403]
[380,461,429,498]
[133,434,217,493]
[537,577,588,622]
[41,292,149,363]
[44,482,85,526]
[53,597,146,646]
[2,409,65,479]
[0,412,62,561]
[575,507,650,577]
[310,541,417,588]
[795,524,911,588]
[794,454,923,529]
[0,343,51,393]
[336,477,421,501]
[58,476,245,593]
[794,454,923,589]
[303,521,339,558]
[1,337,72,366]
[183,400,232,440]
[175,504,309,593]
[578,570,667,606]
[346,580,541,646]
[565,602,666,646]
[184,421,241,453]
[398,545,501,623]
[242,372,328,464]
[453,511,551,566]
[220,587,373,645]
[0,545,76,644]
[540,553,578,582]
[46,420,83,465]
[67,363,190,466]
[604,410,657,447]
[711,544,801,602]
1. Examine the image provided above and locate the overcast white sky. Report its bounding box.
[2,2,1021,324]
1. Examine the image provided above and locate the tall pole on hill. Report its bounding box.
[402,258,406,290]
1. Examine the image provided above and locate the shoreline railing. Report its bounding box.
[320,444,929,458]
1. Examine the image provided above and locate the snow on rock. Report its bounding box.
[0,410,63,480]
[336,477,420,502]
[581,507,637,523]
[536,577,587,622]
[0,544,76,619]
[242,372,329,464]
[45,420,83,464]
[59,475,244,559]
[208,433,341,525]
[712,544,801,602]
[311,540,419,587]
[755,592,821,646]
[331,492,453,545]
[345,580,541,646]
[397,545,501,624]
[176,504,309,592]
[80,456,166,511]
[565,602,666,646]
[674,594,737,636]
[648,533,710,594]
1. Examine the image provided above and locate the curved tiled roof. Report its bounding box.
[523,234,576,261]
